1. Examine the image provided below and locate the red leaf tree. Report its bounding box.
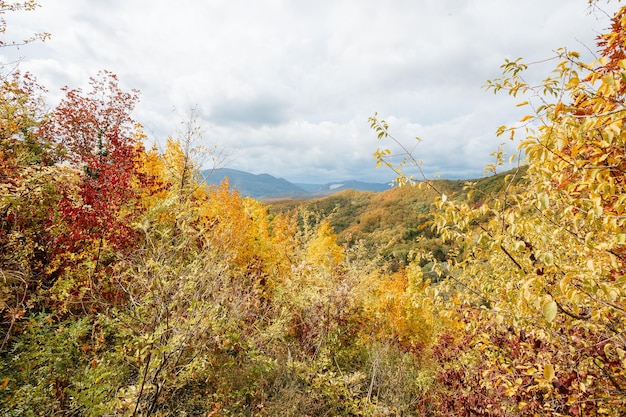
[41,71,146,276]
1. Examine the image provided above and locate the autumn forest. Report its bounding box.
[2,1,626,416]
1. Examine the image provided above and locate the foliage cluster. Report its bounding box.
[0,14,436,411]
[270,170,518,274]
[370,3,626,415]
[2,1,626,416]
[0,66,437,415]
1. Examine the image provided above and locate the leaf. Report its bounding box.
[542,300,557,322]
[543,364,555,381]
[554,102,564,116]
[545,252,554,265]
[538,193,549,209]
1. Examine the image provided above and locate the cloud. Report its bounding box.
[208,96,290,127]
[1,0,620,183]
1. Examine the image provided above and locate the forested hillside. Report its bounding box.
[269,169,523,271]
[1,1,626,416]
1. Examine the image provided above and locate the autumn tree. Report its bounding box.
[0,71,60,351]
[0,0,56,315]
[371,2,626,415]
[36,71,150,310]
[0,1,49,51]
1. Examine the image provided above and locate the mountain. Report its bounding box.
[201,168,309,200]
[200,168,392,200]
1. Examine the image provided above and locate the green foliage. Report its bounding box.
[1,313,125,416]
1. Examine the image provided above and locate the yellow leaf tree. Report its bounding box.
[372,3,626,415]
[305,219,345,271]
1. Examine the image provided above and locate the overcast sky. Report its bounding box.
[1,1,619,183]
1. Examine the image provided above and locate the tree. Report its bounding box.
[38,71,148,309]
[305,219,344,271]
[0,71,59,350]
[371,2,626,415]
[0,2,55,348]
[0,1,50,50]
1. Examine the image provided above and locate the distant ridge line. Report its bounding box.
[201,167,392,200]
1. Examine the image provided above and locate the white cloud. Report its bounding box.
[1,0,620,183]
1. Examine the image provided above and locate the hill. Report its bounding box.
[268,168,526,269]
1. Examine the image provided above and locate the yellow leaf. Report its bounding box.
[542,299,557,322]
[519,114,534,123]
[538,193,549,209]
[554,102,564,116]
[544,364,555,381]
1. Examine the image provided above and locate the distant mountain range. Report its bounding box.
[200,168,392,200]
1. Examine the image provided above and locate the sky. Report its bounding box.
[1,0,620,184]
